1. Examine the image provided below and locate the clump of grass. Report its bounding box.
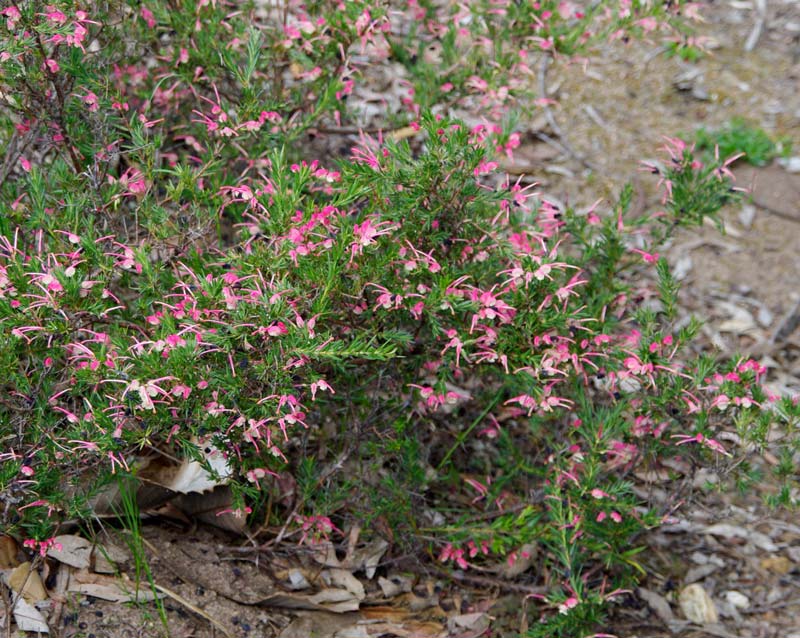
[694,118,790,167]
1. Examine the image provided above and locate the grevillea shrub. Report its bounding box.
[2,1,798,635]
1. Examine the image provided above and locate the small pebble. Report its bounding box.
[724,590,750,609]
[679,584,719,624]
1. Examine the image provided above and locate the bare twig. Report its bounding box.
[744,0,768,52]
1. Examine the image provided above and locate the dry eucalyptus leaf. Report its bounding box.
[11,597,49,634]
[447,612,491,638]
[311,541,342,568]
[262,588,362,613]
[68,570,161,603]
[378,574,413,598]
[679,584,719,624]
[165,442,232,494]
[323,568,366,601]
[349,539,389,579]
[6,561,47,603]
[47,535,93,569]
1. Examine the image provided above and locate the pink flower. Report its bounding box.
[140,6,156,28]
[81,91,100,113]
[631,248,660,264]
[246,468,277,483]
[1,6,21,30]
[439,543,469,570]
[296,515,341,545]
[23,537,63,557]
[309,379,334,400]
[266,322,288,337]
[43,7,68,24]
[558,596,579,615]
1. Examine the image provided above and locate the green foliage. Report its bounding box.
[0,2,794,637]
[694,118,789,167]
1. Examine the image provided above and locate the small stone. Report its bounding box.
[724,590,750,609]
[690,551,709,565]
[679,584,719,624]
[738,204,756,229]
[778,156,800,173]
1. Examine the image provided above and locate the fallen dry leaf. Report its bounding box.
[348,538,390,579]
[378,574,413,598]
[447,612,491,638]
[47,534,93,569]
[262,587,363,613]
[323,568,366,601]
[10,596,49,634]
[68,570,161,603]
[6,561,47,603]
